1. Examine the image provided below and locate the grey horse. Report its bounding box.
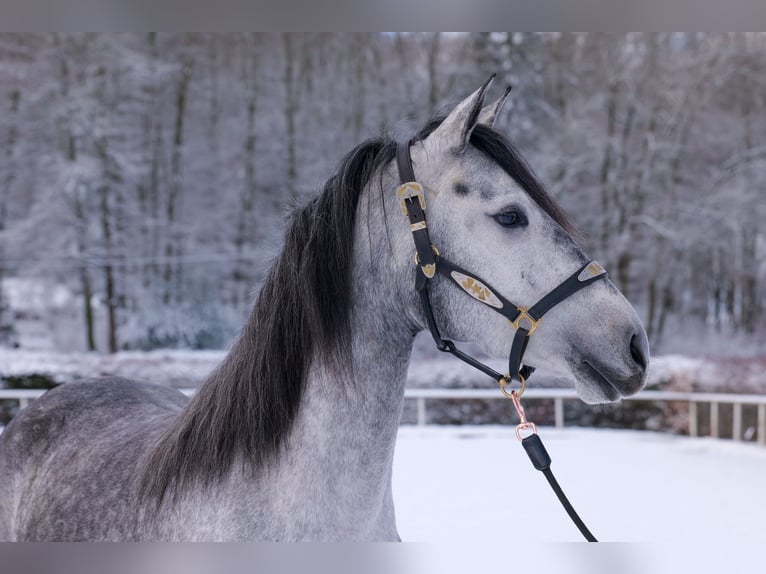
[0,78,648,541]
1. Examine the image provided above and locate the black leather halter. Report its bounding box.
[396,141,607,395]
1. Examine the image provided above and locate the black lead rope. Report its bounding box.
[521,434,598,542]
[397,140,602,542]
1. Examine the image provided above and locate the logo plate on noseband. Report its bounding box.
[451,272,503,309]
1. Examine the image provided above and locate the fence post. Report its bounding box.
[417,397,426,427]
[554,397,564,428]
[689,401,698,438]
[710,402,719,438]
[732,403,742,442]
[758,404,766,446]
[19,398,29,411]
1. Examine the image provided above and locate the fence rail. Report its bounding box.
[2,387,765,444]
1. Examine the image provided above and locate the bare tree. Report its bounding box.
[163,39,194,304]
[282,33,298,203]
[1,33,765,354]
[426,32,442,116]
[0,88,19,345]
[233,34,260,305]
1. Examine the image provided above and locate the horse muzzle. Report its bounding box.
[574,327,649,404]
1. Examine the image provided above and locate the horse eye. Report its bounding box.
[493,208,527,228]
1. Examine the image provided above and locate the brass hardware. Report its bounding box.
[410,221,428,232]
[577,260,606,282]
[413,245,439,278]
[397,182,425,216]
[510,307,541,336]
[499,373,526,399]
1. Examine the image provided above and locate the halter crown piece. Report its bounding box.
[395,141,607,396]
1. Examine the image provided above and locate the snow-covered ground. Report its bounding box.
[393,426,766,543]
[2,420,760,543]
[0,423,759,571]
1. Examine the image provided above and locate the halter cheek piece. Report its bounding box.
[396,141,607,396]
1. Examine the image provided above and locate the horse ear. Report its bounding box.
[431,74,495,154]
[478,85,512,127]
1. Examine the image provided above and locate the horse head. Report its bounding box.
[396,77,649,404]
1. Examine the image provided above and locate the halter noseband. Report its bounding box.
[396,141,607,396]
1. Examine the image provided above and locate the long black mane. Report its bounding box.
[139,119,571,504]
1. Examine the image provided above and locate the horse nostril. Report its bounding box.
[630,333,647,371]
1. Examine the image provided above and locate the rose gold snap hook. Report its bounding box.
[510,390,526,423]
[511,390,538,441]
[515,421,538,442]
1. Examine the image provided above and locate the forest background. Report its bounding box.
[0,33,763,360]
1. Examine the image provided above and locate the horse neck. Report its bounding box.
[262,178,417,539]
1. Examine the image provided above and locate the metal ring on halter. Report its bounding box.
[498,373,526,399]
[510,307,541,336]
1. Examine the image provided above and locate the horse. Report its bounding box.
[0,77,649,541]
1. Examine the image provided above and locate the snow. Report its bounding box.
[2,421,760,544]
[0,349,223,388]
[0,421,761,569]
[2,278,76,315]
[393,426,766,543]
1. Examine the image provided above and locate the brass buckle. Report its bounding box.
[397,182,425,216]
[511,307,541,336]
